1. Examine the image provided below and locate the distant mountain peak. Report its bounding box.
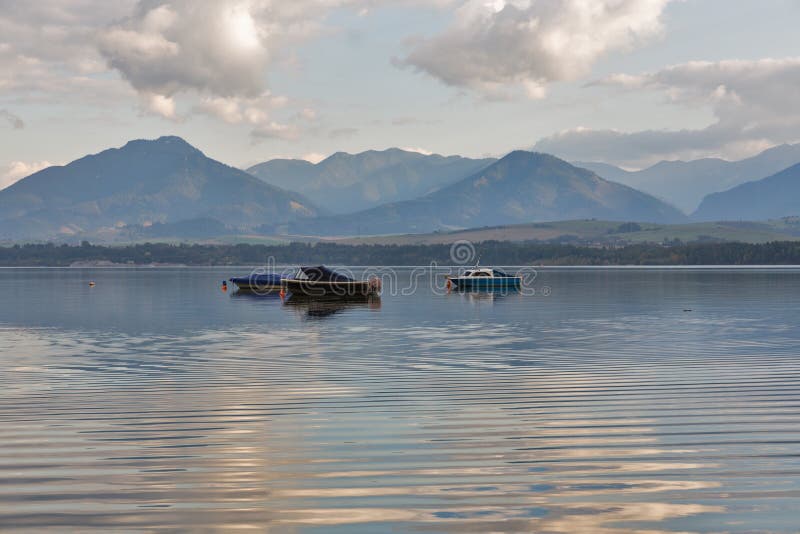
[694,162,800,221]
[582,142,800,213]
[319,147,432,165]
[290,149,687,236]
[156,135,190,144]
[0,136,320,241]
[501,150,564,164]
[506,149,543,157]
[121,135,202,156]
[248,148,496,214]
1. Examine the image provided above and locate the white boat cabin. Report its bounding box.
[460,268,513,278]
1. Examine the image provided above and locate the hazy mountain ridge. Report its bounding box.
[0,136,320,240]
[248,148,496,214]
[4,137,799,243]
[291,151,688,236]
[577,143,800,213]
[694,163,800,221]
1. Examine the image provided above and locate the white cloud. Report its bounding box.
[93,0,361,137]
[0,1,135,62]
[536,57,800,166]
[194,94,287,125]
[400,0,671,99]
[97,1,271,100]
[0,2,135,102]
[255,151,328,164]
[251,121,302,141]
[13,0,795,169]
[301,152,327,163]
[0,0,487,142]
[247,106,321,141]
[0,0,352,137]
[196,97,246,124]
[400,146,434,155]
[1,161,54,190]
[141,92,177,119]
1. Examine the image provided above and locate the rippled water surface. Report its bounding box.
[2,267,800,532]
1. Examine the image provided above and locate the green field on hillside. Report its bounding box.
[332,219,800,246]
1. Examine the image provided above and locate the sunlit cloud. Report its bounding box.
[400,0,672,99]
[535,57,800,167]
[1,160,55,190]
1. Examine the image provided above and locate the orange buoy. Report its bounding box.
[279,289,286,299]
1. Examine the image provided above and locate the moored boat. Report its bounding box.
[447,267,521,290]
[229,273,283,292]
[282,265,381,297]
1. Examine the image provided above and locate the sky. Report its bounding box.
[1,0,800,190]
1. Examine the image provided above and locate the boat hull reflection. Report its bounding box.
[282,293,381,318]
[230,289,283,300]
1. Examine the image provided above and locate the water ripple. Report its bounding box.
[1,268,800,531]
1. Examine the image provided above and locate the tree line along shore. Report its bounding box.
[2,241,800,266]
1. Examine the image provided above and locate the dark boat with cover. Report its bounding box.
[282,265,381,297]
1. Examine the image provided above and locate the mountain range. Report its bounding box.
[694,163,800,221]
[577,143,800,213]
[3,136,800,243]
[290,151,687,236]
[0,136,319,240]
[247,148,495,214]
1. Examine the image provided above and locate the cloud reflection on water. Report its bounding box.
[4,268,800,531]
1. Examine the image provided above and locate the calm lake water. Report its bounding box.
[2,267,800,532]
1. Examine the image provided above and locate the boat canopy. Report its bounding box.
[463,268,513,278]
[298,265,354,282]
[229,273,283,285]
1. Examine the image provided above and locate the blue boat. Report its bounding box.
[447,267,521,290]
[229,273,284,292]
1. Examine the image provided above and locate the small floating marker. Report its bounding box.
[221,280,228,292]
[279,289,286,299]
[88,281,96,287]
[683,309,692,312]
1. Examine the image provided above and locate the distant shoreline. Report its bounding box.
[67,260,188,268]
[3,241,800,267]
